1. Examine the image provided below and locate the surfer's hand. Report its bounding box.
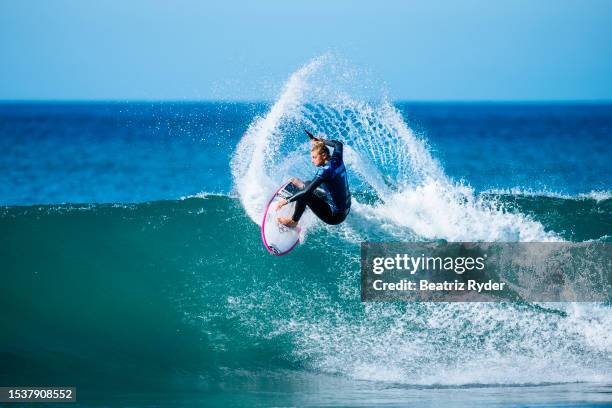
[305,129,318,141]
[275,199,288,210]
[290,178,305,189]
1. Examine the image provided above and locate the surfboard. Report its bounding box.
[261,180,301,256]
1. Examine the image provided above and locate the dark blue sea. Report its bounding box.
[1,60,611,407]
[1,102,610,205]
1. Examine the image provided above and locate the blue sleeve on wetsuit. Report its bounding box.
[323,140,343,162]
[286,175,325,203]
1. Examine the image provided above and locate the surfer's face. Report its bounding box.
[311,151,326,166]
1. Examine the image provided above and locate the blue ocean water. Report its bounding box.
[1,59,612,407]
[0,102,266,205]
[1,102,610,205]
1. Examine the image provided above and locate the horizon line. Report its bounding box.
[1,98,612,105]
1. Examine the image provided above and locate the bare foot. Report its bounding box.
[277,217,298,228]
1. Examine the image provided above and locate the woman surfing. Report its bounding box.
[276,130,351,227]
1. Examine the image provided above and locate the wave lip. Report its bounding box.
[230,55,561,242]
[483,188,612,202]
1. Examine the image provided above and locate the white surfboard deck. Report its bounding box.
[261,180,301,256]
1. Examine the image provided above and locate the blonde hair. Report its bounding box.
[311,141,330,159]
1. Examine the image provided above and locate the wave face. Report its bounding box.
[1,58,611,404]
[1,196,610,393]
[224,57,611,390]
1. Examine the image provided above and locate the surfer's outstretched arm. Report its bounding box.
[305,130,343,160]
[289,178,305,189]
[321,139,343,161]
[285,176,324,204]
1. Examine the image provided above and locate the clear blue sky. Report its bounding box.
[1,0,611,101]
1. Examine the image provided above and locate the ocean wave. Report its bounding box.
[219,57,612,386]
[4,57,610,391]
[230,56,562,243]
[1,195,610,387]
[179,191,234,200]
[482,188,612,202]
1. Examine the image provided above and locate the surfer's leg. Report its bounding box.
[289,192,348,225]
[291,193,334,223]
[305,195,349,225]
[291,194,309,222]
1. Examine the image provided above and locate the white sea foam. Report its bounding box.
[231,56,559,242]
[179,191,232,200]
[226,279,612,386]
[224,56,612,387]
[483,188,612,202]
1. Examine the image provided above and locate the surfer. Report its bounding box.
[276,130,351,227]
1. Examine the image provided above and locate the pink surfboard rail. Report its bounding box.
[261,180,301,256]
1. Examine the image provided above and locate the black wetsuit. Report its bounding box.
[286,139,351,225]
